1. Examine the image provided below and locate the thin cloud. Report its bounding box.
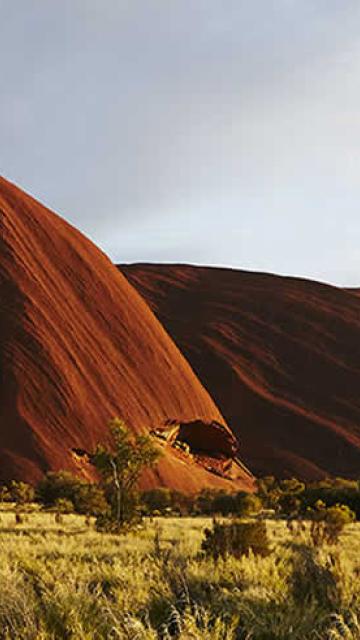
[1,1,359,285]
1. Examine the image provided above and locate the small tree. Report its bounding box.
[92,418,161,529]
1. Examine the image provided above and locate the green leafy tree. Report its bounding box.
[92,418,161,528]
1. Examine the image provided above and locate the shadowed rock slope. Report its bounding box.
[0,178,253,490]
[122,263,360,480]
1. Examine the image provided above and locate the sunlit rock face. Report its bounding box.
[0,177,254,492]
[122,262,360,480]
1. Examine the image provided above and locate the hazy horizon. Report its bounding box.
[2,1,360,286]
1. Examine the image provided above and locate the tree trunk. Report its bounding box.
[110,460,123,525]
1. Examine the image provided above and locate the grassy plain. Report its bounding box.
[0,507,360,639]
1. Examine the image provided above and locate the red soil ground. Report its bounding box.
[0,178,253,491]
[122,263,360,480]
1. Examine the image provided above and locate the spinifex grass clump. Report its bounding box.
[201,518,271,560]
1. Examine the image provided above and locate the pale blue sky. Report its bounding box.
[1,1,360,285]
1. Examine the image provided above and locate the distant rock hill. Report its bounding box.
[122,263,360,480]
[0,177,253,491]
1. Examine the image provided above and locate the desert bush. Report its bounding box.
[309,501,355,545]
[253,476,360,521]
[279,493,302,518]
[95,509,139,534]
[9,480,35,505]
[53,498,74,514]
[211,491,238,515]
[255,476,282,511]
[194,489,262,517]
[0,484,11,502]
[290,545,340,611]
[141,488,173,515]
[236,493,262,517]
[73,484,109,516]
[280,478,305,495]
[36,471,82,506]
[201,518,271,560]
[36,471,108,517]
[195,489,222,515]
[169,490,194,516]
[298,478,360,518]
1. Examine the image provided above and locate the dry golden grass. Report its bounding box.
[0,509,360,638]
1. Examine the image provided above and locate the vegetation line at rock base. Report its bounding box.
[0,419,360,638]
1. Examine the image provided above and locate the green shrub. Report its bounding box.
[201,519,271,560]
